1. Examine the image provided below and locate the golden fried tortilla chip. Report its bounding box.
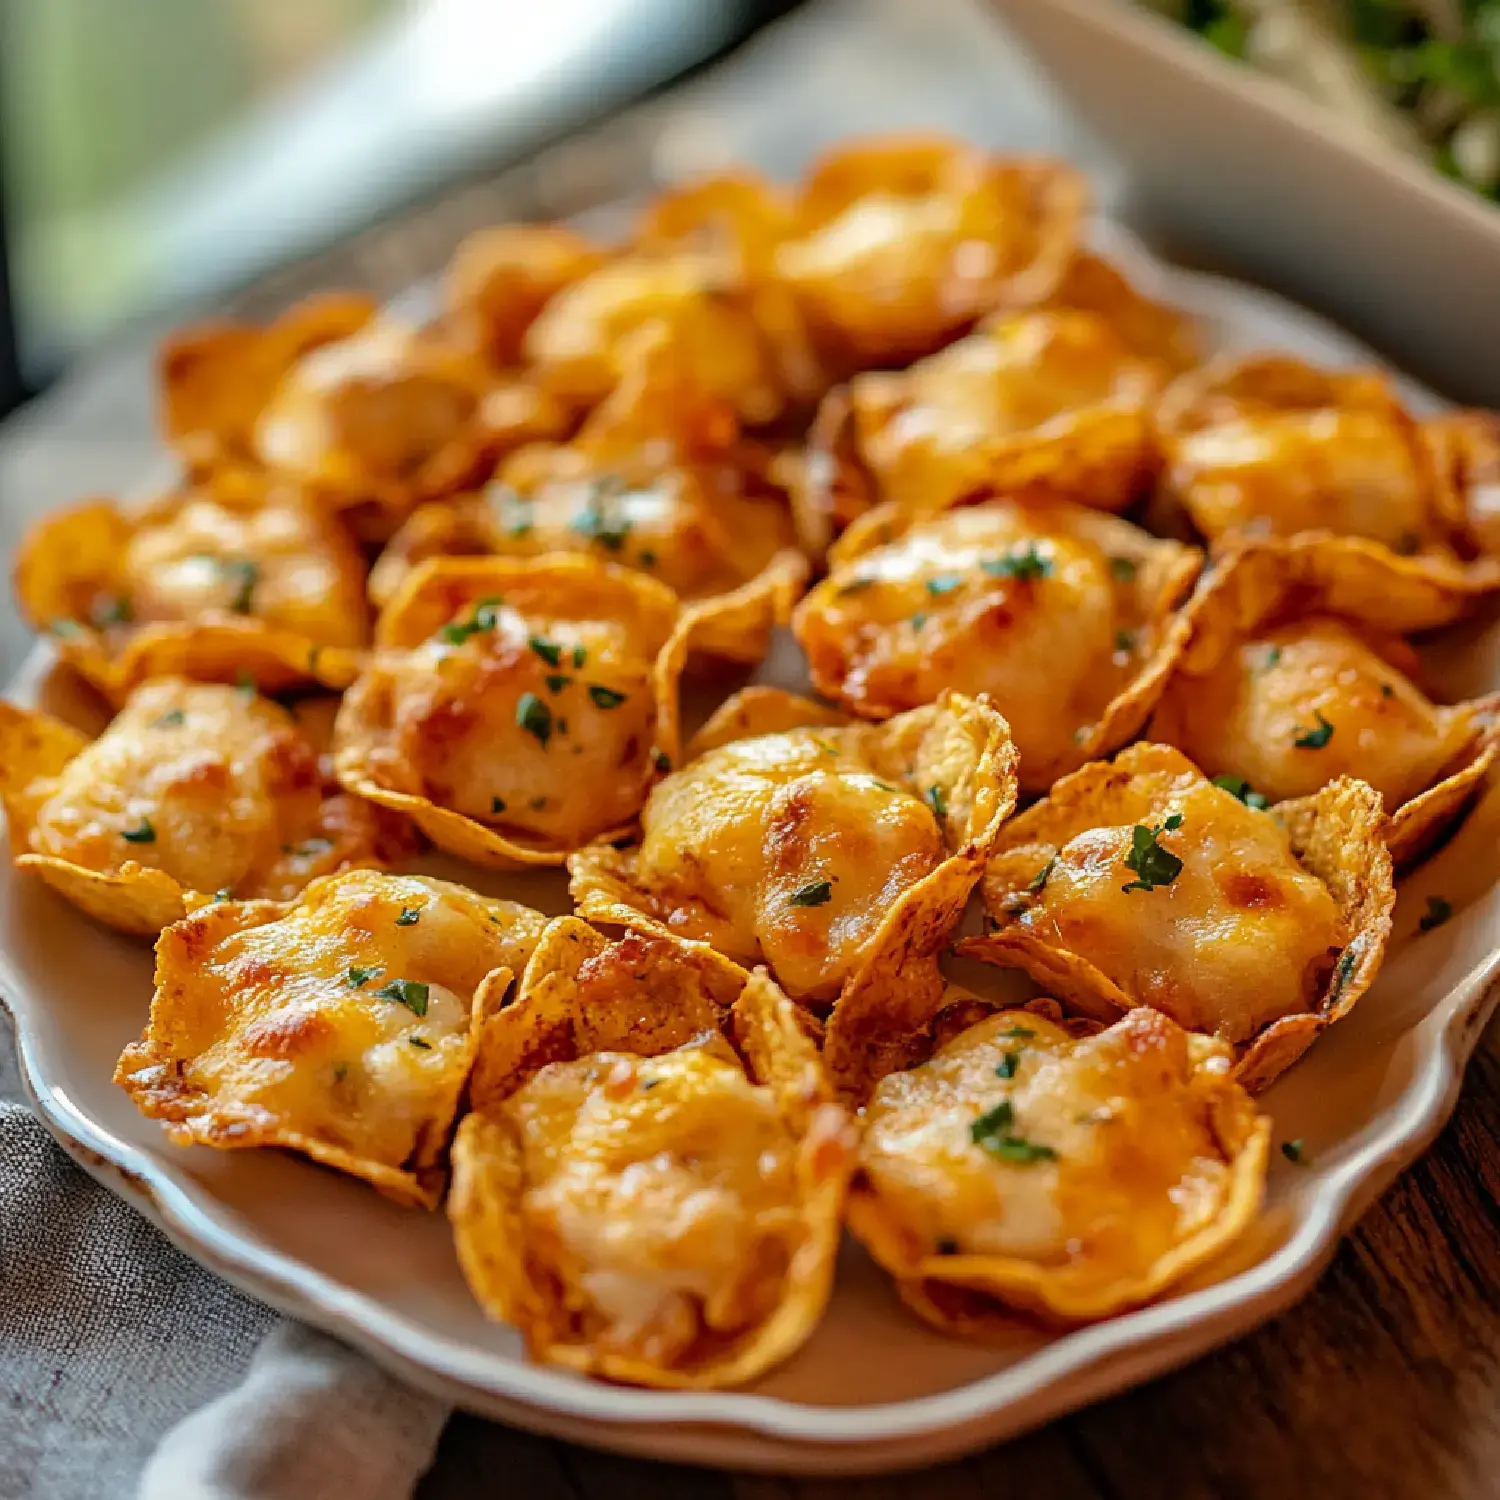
[115,871,547,1206]
[0,681,416,936]
[1156,355,1500,601]
[13,486,368,703]
[961,742,1393,1091]
[846,1004,1269,1328]
[448,917,855,1388]
[795,495,1201,793]
[570,688,1019,1096]
[336,556,693,868]
[1151,535,1500,865]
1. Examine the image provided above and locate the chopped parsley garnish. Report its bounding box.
[346,965,383,989]
[220,559,259,614]
[995,1051,1021,1080]
[407,1037,432,1050]
[90,594,133,628]
[935,1237,960,1256]
[925,573,964,596]
[1329,944,1359,997]
[638,550,657,567]
[1381,682,1395,698]
[908,611,929,631]
[235,670,256,698]
[529,635,563,667]
[1109,555,1138,581]
[1293,711,1335,749]
[981,543,1053,582]
[571,488,631,550]
[1281,1139,1308,1165]
[1262,646,1283,671]
[490,796,507,814]
[284,837,333,859]
[1115,629,1137,653]
[515,692,552,745]
[588,685,627,710]
[653,750,672,772]
[925,784,948,820]
[1028,857,1057,893]
[152,709,186,729]
[49,618,84,637]
[970,1100,1057,1164]
[1419,895,1453,932]
[571,644,586,668]
[375,978,430,1017]
[1121,815,1184,894]
[395,906,421,926]
[999,1024,1036,1040]
[440,597,504,646]
[307,645,323,674]
[544,673,572,694]
[121,818,156,844]
[493,489,533,537]
[332,1063,349,1082]
[788,880,833,908]
[1211,774,1269,810]
[213,887,234,902]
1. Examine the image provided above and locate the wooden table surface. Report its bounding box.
[2,4,1496,1495]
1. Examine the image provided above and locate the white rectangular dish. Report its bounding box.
[990,0,1500,410]
[3,223,1499,1476]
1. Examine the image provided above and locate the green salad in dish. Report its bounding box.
[1146,2,1500,199]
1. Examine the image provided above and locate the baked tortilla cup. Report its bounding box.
[448,917,856,1389]
[0,681,414,937]
[13,484,367,703]
[962,742,1394,1092]
[114,869,548,1207]
[847,1000,1269,1330]
[1150,534,1500,867]
[570,686,1019,1098]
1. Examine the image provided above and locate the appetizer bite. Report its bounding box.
[962,743,1394,1091]
[570,686,1018,1091]
[337,555,700,867]
[1424,407,1500,557]
[794,496,1200,793]
[847,1001,1270,1329]
[115,870,547,1206]
[772,135,1086,373]
[1150,537,1500,866]
[449,917,855,1388]
[1155,354,1500,597]
[0,680,414,935]
[162,295,496,539]
[13,482,367,701]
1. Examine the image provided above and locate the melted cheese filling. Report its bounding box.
[634,729,943,1000]
[121,495,363,645]
[507,1042,800,1367]
[860,1009,1237,1277]
[1165,618,1475,807]
[1016,779,1346,1042]
[1169,409,1434,549]
[28,680,332,898]
[375,603,656,844]
[178,872,543,1169]
[804,506,1123,775]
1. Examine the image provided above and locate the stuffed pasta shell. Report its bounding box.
[0,679,415,935]
[115,870,547,1206]
[13,482,368,701]
[1150,537,1500,866]
[962,743,1394,1090]
[847,1002,1269,1328]
[449,917,855,1388]
[336,555,701,867]
[570,687,1018,1093]
[794,497,1200,792]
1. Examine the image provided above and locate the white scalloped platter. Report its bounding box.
[4,224,1500,1476]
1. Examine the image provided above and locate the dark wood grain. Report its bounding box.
[416,1013,1500,1500]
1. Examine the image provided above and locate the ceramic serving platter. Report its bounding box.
[3,224,1500,1476]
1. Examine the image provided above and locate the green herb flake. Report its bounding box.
[588,684,627,710]
[571,489,632,551]
[235,670,256,698]
[1381,682,1395,698]
[440,596,504,647]
[544,673,572,694]
[981,543,1053,582]
[395,906,422,927]
[220,559,260,614]
[1419,895,1453,933]
[1262,646,1283,671]
[213,887,234,903]
[1120,818,1184,894]
[90,594,134,628]
[995,1051,1021,1080]
[653,750,672,773]
[925,574,964,597]
[935,1236,960,1256]
[346,965,383,989]
[121,818,156,844]
[1281,1139,1308,1165]
[152,709,186,729]
[1293,711,1335,750]
[375,978,430,1017]
[971,1100,1057,1164]
[908,611,929,631]
[925,784,948,821]
[284,837,333,859]
[529,635,563,667]
[999,1024,1036,1041]
[638,550,657,567]
[332,1062,349,1083]
[407,1037,432,1051]
[1114,628,1137,654]
[1028,857,1057,894]
[490,796,508,814]
[1109,555,1138,581]
[49,618,84,638]
[788,879,833,908]
[571,645,586,668]
[516,692,552,746]
[836,575,877,596]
